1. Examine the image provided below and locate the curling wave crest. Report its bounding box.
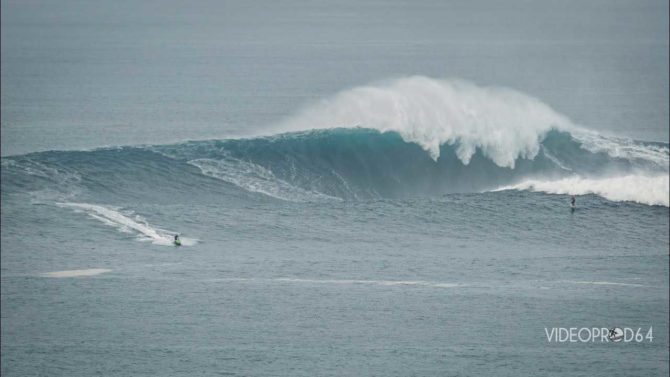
[2,76,667,205]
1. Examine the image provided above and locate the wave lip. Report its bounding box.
[494,174,669,207]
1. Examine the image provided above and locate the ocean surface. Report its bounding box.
[2,78,669,375]
[2,1,669,376]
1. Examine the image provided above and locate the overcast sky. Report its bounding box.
[2,0,668,155]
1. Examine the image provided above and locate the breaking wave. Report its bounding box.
[275,76,574,166]
[494,175,669,207]
[2,76,667,205]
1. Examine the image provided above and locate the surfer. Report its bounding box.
[570,195,576,208]
[174,234,181,246]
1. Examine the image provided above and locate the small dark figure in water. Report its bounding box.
[174,234,180,242]
[570,195,576,207]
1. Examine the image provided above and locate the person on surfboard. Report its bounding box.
[570,195,576,207]
[174,234,181,246]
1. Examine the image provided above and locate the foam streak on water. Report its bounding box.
[204,277,462,288]
[40,269,111,278]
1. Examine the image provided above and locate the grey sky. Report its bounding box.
[2,0,668,155]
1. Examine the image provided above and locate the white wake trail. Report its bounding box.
[41,269,111,278]
[57,202,197,245]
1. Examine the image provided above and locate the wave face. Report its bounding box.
[2,128,666,205]
[1,77,668,205]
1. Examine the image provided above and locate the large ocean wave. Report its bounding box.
[2,77,668,206]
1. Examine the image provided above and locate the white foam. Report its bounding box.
[57,202,197,245]
[275,76,574,167]
[495,174,669,207]
[189,157,340,202]
[571,129,669,168]
[41,269,111,278]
